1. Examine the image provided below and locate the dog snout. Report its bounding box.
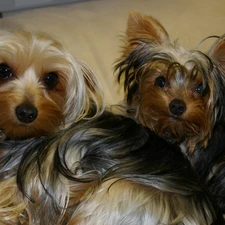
[169,99,186,116]
[15,103,38,123]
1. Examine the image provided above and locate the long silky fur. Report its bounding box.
[192,123,225,220]
[0,109,222,224]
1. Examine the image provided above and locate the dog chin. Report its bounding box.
[155,119,199,142]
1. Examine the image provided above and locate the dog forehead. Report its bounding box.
[0,30,64,58]
[160,45,206,67]
[150,45,212,81]
[0,31,74,76]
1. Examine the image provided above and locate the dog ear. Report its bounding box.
[209,34,225,73]
[126,11,170,49]
[65,60,104,123]
[78,60,105,115]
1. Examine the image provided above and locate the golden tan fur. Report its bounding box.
[0,29,104,139]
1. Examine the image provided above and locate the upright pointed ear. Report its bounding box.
[126,11,170,49]
[209,34,225,73]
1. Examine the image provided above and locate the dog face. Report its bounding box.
[0,29,104,139]
[115,11,225,154]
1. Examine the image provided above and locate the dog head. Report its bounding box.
[115,11,225,154]
[0,29,104,139]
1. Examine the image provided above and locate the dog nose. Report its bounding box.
[15,103,38,123]
[169,99,186,116]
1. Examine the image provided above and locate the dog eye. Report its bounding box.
[43,72,58,89]
[195,83,204,95]
[155,76,166,88]
[0,63,13,80]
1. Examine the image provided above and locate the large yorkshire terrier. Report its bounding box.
[0,109,223,224]
[0,29,104,140]
[115,11,225,155]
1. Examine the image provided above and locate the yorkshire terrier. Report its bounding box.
[0,29,104,140]
[115,11,225,220]
[0,109,223,224]
[115,11,225,155]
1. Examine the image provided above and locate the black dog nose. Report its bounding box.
[15,103,38,123]
[169,99,186,116]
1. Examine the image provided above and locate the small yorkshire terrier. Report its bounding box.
[0,109,222,224]
[115,11,225,154]
[0,29,104,140]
